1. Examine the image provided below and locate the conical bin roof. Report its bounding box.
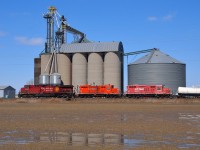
[130,50,184,64]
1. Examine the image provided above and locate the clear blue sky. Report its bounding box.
[0,0,200,92]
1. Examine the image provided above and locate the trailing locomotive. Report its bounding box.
[77,84,120,98]
[126,84,171,98]
[18,85,74,98]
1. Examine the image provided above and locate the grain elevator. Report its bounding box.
[34,6,124,92]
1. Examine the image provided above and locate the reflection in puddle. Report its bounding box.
[178,143,200,149]
[177,113,200,148]
[39,132,125,146]
[1,112,200,149]
[0,131,200,148]
[0,131,144,147]
[179,113,200,122]
[123,139,144,147]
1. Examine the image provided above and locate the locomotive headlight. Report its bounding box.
[55,86,59,92]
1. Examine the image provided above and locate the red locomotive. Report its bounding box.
[78,84,120,97]
[126,84,171,98]
[18,84,173,99]
[18,85,74,98]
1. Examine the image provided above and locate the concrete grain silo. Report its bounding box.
[57,53,72,85]
[128,50,186,94]
[104,52,122,92]
[88,53,103,85]
[59,42,124,90]
[41,54,51,74]
[34,42,124,89]
[34,58,41,85]
[72,53,87,87]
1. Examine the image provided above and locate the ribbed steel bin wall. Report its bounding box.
[41,54,51,74]
[72,53,87,88]
[50,73,61,85]
[39,74,49,85]
[57,54,72,85]
[88,53,103,85]
[104,52,122,91]
[128,63,186,94]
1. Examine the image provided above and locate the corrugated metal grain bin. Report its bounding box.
[128,50,186,94]
[39,74,49,85]
[50,73,61,85]
[88,53,103,85]
[72,53,87,88]
[104,52,122,92]
[57,53,72,85]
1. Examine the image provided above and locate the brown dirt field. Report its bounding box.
[0,98,200,149]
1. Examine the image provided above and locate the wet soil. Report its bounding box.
[0,98,200,149]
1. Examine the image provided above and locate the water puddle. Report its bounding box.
[177,112,200,148]
[178,143,200,149]
[179,113,200,122]
[0,131,200,148]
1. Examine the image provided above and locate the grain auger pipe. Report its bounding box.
[123,48,158,56]
[60,15,86,43]
[123,48,159,63]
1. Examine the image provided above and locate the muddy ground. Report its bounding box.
[0,98,200,149]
